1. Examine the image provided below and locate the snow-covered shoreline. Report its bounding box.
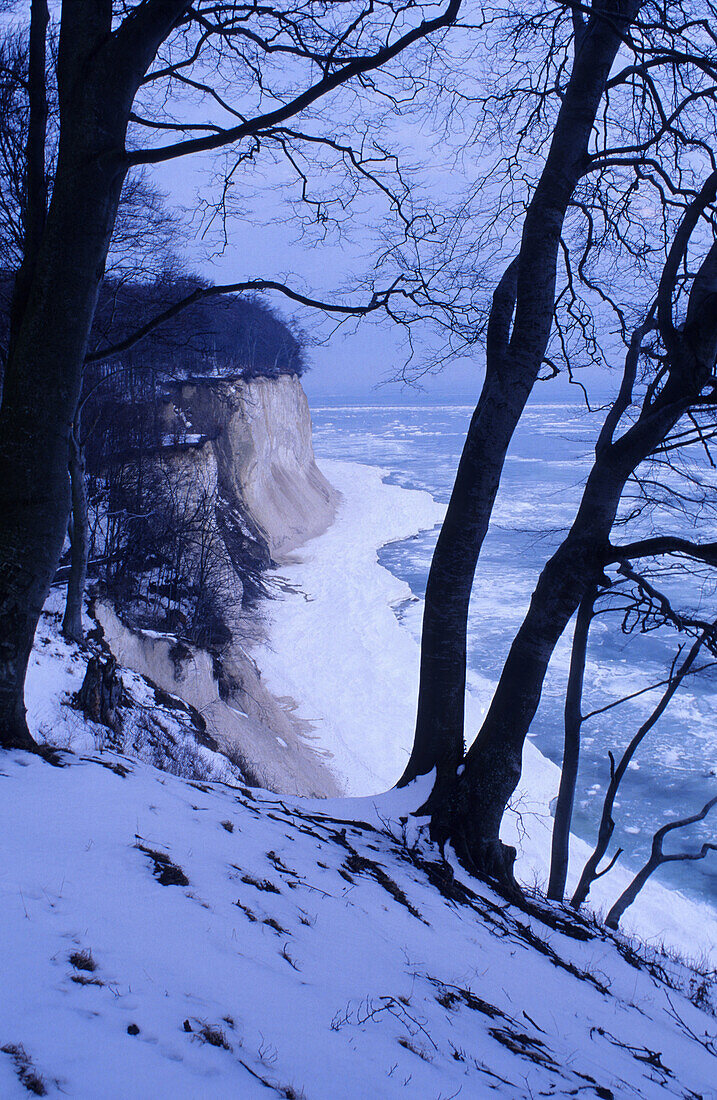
[254,458,717,964]
[253,459,444,793]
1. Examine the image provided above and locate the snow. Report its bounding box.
[1,748,716,1098]
[254,459,717,965]
[24,592,243,785]
[254,460,446,793]
[4,462,717,1097]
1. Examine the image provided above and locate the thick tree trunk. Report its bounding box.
[451,522,616,879]
[547,588,595,900]
[451,384,693,878]
[403,370,531,799]
[62,420,88,644]
[0,1,183,749]
[9,0,49,354]
[403,0,642,795]
[0,163,126,745]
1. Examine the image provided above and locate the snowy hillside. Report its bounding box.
[2,747,716,1099]
[5,460,716,1098]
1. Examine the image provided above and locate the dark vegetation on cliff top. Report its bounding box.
[1,270,305,653]
[1,270,307,385]
[82,278,304,650]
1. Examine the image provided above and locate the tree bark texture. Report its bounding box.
[0,1,190,748]
[61,420,88,644]
[9,0,49,353]
[403,0,643,797]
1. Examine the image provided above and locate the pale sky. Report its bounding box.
[151,156,487,401]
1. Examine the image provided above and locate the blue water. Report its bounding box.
[310,395,717,909]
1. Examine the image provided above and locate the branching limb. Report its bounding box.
[656,169,717,358]
[605,796,717,929]
[126,1,464,167]
[571,629,710,910]
[606,536,717,568]
[85,276,404,364]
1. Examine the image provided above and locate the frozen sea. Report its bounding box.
[309,394,717,910]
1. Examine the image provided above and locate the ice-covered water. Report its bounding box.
[310,396,717,909]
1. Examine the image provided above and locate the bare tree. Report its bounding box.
[0,0,464,750]
[398,0,717,887]
[403,0,642,799]
[446,174,717,889]
[570,626,714,909]
[547,540,717,902]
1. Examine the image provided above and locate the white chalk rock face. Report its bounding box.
[232,375,340,560]
[94,599,341,797]
[160,374,339,562]
[93,373,343,796]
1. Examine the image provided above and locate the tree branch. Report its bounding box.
[126,0,463,167]
[606,536,717,567]
[656,169,717,357]
[605,795,717,929]
[84,277,404,364]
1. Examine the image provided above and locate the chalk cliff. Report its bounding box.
[159,373,339,564]
[95,600,340,796]
[96,372,342,796]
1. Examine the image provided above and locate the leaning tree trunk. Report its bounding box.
[403,365,532,800]
[450,380,699,879]
[547,588,595,900]
[450,485,623,881]
[62,416,89,644]
[402,0,643,802]
[0,2,185,749]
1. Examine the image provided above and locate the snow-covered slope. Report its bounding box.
[1,749,715,1099]
[24,592,243,786]
[253,460,717,965]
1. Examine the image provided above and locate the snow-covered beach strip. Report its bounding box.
[255,458,717,965]
[254,459,446,793]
